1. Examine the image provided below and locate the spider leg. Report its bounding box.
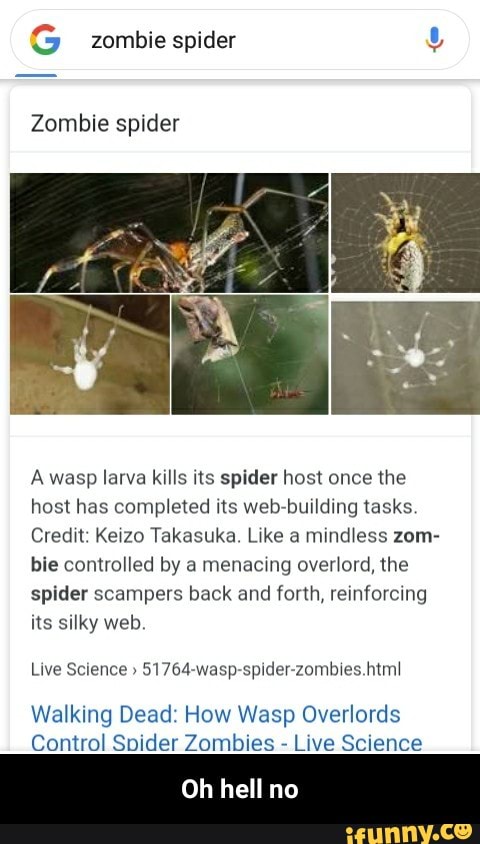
[379,192,396,212]
[413,311,430,348]
[78,230,132,293]
[50,364,74,375]
[129,242,154,292]
[385,329,407,354]
[243,208,292,290]
[72,306,92,363]
[91,305,124,367]
[91,330,115,367]
[126,222,159,240]
[384,364,407,374]
[378,193,404,231]
[112,262,129,292]
[132,260,194,293]
[132,265,165,293]
[422,367,441,384]
[188,173,208,241]
[39,229,134,293]
[374,213,397,237]
[38,256,93,294]
[241,187,327,212]
[90,353,104,371]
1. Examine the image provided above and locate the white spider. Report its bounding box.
[51,305,123,391]
[342,311,458,390]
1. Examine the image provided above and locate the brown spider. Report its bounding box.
[37,187,327,294]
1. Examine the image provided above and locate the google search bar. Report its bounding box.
[11,9,469,72]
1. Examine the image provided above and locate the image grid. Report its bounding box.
[10,171,480,416]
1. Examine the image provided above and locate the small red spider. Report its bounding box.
[269,380,306,400]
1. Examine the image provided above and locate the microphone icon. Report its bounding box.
[426,26,444,52]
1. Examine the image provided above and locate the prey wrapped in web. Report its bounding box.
[178,296,239,364]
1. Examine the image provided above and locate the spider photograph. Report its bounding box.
[10,294,170,414]
[331,174,480,293]
[171,294,328,415]
[331,301,480,414]
[11,173,328,295]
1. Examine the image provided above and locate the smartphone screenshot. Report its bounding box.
[3,0,479,823]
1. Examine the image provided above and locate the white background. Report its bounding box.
[10,85,471,174]
[8,10,470,73]
[10,419,471,751]
[7,79,476,748]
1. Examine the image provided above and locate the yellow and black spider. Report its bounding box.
[375,192,429,292]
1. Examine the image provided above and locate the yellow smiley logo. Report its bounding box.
[454,826,472,840]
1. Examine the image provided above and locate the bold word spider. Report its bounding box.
[51,305,123,391]
[38,186,327,294]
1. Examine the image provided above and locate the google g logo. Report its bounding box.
[30,24,61,55]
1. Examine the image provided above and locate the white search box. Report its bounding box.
[11,9,469,72]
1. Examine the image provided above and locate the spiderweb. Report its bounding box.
[11,173,328,295]
[172,294,328,415]
[332,301,480,414]
[332,174,480,293]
